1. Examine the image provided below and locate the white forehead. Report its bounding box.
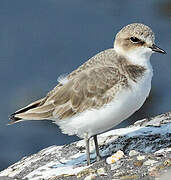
[116,23,155,44]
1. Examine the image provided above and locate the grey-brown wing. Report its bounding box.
[46,66,126,119]
[11,49,128,121]
[12,66,126,121]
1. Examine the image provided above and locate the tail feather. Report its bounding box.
[12,109,54,121]
[8,115,22,125]
[9,98,48,124]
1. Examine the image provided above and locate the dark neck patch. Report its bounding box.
[125,65,146,82]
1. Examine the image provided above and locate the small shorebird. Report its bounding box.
[9,23,166,165]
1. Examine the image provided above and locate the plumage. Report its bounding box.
[10,49,146,123]
[9,23,166,165]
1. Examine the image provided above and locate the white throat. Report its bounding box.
[114,46,153,67]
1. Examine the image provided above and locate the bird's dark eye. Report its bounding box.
[130,37,140,43]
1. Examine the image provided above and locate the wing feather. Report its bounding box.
[10,49,129,123]
[51,66,123,119]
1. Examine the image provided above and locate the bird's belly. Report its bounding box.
[58,76,152,138]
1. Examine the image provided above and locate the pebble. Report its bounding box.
[84,174,97,180]
[77,168,95,178]
[113,171,124,177]
[133,160,143,167]
[97,167,107,176]
[163,159,171,166]
[143,159,158,166]
[149,171,159,177]
[111,161,122,170]
[129,150,139,157]
[106,150,124,164]
[137,155,146,161]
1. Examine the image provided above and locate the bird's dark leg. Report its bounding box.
[85,137,90,165]
[93,135,101,161]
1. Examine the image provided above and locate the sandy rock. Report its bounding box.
[0,112,171,180]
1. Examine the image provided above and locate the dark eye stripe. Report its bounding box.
[130,37,140,43]
[130,37,145,45]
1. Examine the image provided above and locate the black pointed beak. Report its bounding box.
[150,44,166,54]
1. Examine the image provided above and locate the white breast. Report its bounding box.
[57,64,153,139]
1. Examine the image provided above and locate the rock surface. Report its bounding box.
[0,112,171,180]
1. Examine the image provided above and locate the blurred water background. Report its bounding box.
[0,0,171,171]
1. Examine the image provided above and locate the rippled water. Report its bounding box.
[0,0,171,171]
